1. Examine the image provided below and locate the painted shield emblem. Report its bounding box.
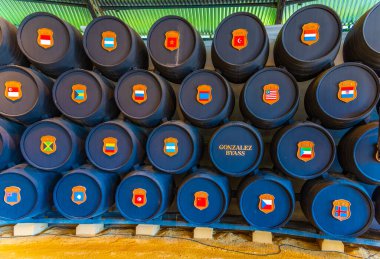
[71,84,87,104]
[258,193,275,214]
[297,140,315,162]
[301,22,319,46]
[37,28,54,49]
[332,199,351,221]
[132,188,147,208]
[132,84,148,104]
[71,186,87,205]
[163,137,178,157]
[338,80,357,103]
[4,81,22,101]
[194,191,209,210]
[262,84,280,105]
[4,186,21,206]
[232,28,248,50]
[164,31,180,51]
[103,137,118,156]
[40,135,56,155]
[102,31,117,52]
[196,85,212,105]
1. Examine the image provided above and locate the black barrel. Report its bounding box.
[0,65,58,124]
[179,69,234,128]
[343,2,380,76]
[305,63,380,129]
[83,16,148,81]
[53,69,119,126]
[0,17,28,66]
[115,69,176,128]
[240,67,299,129]
[211,12,269,83]
[0,118,25,170]
[147,16,206,83]
[274,5,341,81]
[17,12,91,78]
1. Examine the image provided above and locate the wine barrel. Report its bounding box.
[271,122,335,179]
[240,67,299,129]
[211,12,269,83]
[274,5,341,81]
[178,69,234,128]
[116,167,174,222]
[0,164,59,220]
[54,165,120,219]
[147,16,206,83]
[17,12,91,78]
[0,65,58,124]
[83,16,148,81]
[53,69,119,126]
[0,118,25,170]
[177,169,230,225]
[115,69,176,128]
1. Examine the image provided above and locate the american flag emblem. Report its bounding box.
[262,84,280,105]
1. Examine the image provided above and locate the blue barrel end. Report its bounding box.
[86,120,146,173]
[116,167,174,222]
[0,164,59,220]
[0,118,25,170]
[238,171,295,229]
[54,165,120,219]
[177,169,230,225]
[146,121,202,174]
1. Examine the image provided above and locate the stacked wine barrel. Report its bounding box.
[0,4,379,240]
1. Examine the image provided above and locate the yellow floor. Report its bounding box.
[0,226,378,258]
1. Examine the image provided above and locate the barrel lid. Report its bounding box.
[21,120,73,170]
[314,63,379,121]
[209,122,263,177]
[177,175,227,225]
[115,70,162,120]
[179,70,232,123]
[242,67,299,124]
[274,122,335,179]
[53,69,103,119]
[86,121,136,172]
[0,172,37,220]
[363,3,380,54]
[311,180,373,236]
[239,174,294,229]
[281,5,341,62]
[83,16,132,67]
[0,66,40,118]
[147,16,196,66]
[213,12,267,65]
[116,173,162,221]
[54,172,102,219]
[17,12,70,64]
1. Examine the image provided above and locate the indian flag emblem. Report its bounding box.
[301,22,319,46]
[37,28,54,49]
[163,137,178,157]
[297,140,315,162]
[103,137,118,156]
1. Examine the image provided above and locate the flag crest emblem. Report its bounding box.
[40,135,56,155]
[332,199,351,221]
[132,84,148,104]
[258,193,275,214]
[194,191,209,210]
[4,186,21,206]
[102,31,117,52]
[71,186,87,205]
[262,84,280,105]
[163,137,178,157]
[164,31,180,51]
[103,137,118,156]
[132,188,147,207]
[71,84,87,104]
[338,80,357,103]
[5,81,22,101]
[297,141,315,162]
[301,23,319,46]
[232,28,248,50]
[196,85,212,105]
[37,28,54,49]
